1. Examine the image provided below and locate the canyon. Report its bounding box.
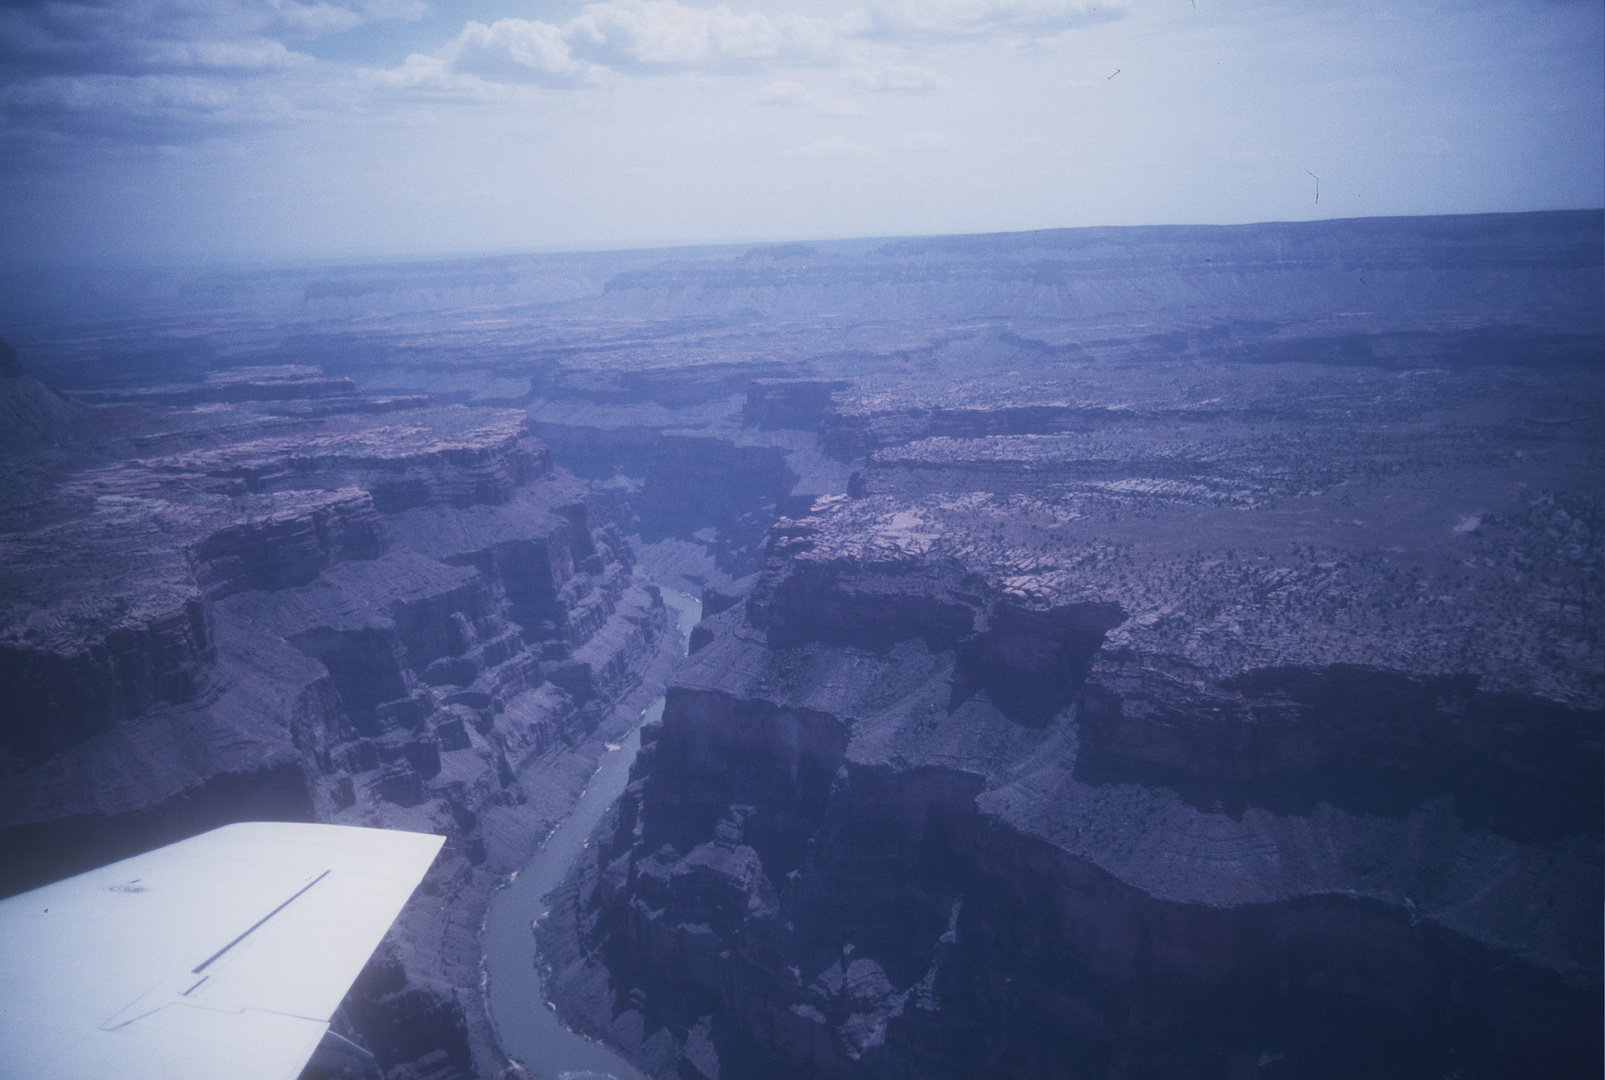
[0,210,1600,1079]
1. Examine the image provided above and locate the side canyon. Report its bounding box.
[1,210,1599,1079]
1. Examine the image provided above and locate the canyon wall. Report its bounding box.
[0,364,674,1079]
[551,482,1600,1080]
[520,215,1601,1080]
[1,210,1599,1080]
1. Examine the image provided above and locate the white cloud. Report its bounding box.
[851,64,943,92]
[754,79,812,106]
[441,19,591,86]
[565,0,844,70]
[897,130,953,151]
[389,1,870,92]
[865,0,1127,37]
[379,0,1125,93]
[160,39,315,72]
[782,135,872,157]
[3,0,1600,265]
[368,52,453,91]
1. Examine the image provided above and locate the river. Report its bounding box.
[482,586,701,1080]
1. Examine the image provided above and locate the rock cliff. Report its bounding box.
[2,211,1600,1080]
[536,301,1602,1079]
[0,359,674,1079]
[551,483,1601,1078]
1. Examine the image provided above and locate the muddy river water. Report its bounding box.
[482,588,700,1080]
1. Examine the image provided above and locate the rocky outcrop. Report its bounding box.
[635,435,796,566]
[0,338,22,379]
[147,406,550,510]
[189,487,389,599]
[71,366,359,406]
[820,395,1136,461]
[5,211,1601,1080]
[0,370,674,1080]
[744,380,847,432]
[551,482,1601,1078]
[0,346,99,457]
[529,416,829,582]
[1,507,217,763]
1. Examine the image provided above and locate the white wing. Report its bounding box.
[0,821,444,1080]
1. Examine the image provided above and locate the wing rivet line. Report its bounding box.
[191,869,331,974]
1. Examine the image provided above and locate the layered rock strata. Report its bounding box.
[551,488,1601,1079]
[3,211,1600,1080]
[0,367,673,1079]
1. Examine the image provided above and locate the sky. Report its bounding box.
[0,0,1600,265]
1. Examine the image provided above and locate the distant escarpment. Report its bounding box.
[512,212,1604,590]
[0,366,673,1079]
[589,211,1604,335]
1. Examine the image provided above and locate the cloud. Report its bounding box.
[0,70,289,145]
[0,0,1118,149]
[850,64,943,92]
[864,0,1126,39]
[896,130,952,151]
[0,0,419,142]
[151,39,314,72]
[0,0,418,76]
[754,79,812,106]
[752,80,869,114]
[402,0,856,89]
[384,0,1127,93]
[438,19,591,86]
[565,0,843,71]
[782,135,872,157]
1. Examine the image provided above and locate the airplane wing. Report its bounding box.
[0,821,444,1080]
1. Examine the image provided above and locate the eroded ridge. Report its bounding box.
[550,466,1601,1078]
[0,364,674,1078]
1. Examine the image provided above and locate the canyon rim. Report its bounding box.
[1,211,1601,1080]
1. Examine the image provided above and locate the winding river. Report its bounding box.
[483,587,701,1080]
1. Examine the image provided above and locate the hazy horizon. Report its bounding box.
[3,206,1599,277]
[2,0,1602,267]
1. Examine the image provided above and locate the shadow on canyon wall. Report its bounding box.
[0,210,1599,1079]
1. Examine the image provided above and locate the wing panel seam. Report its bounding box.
[191,869,331,974]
